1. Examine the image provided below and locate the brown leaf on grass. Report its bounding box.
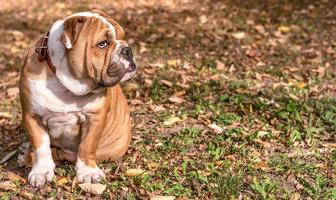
[20,191,34,199]
[123,82,139,93]
[215,60,225,70]
[150,196,176,200]
[147,162,159,171]
[139,42,147,53]
[208,123,223,134]
[254,139,271,149]
[0,150,17,164]
[79,183,106,195]
[321,143,336,148]
[278,25,290,33]
[163,116,181,126]
[312,66,326,76]
[168,96,183,104]
[7,172,26,184]
[199,15,208,24]
[224,155,236,162]
[6,87,19,98]
[57,177,68,186]
[289,193,301,200]
[255,25,266,34]
[167,59,178,67]
[173,90,186,97]
[0,181,16,191]
[0,112,11,118]
[232,32,245,39]
[253,161,270,172]
[144,79,153,87]
[160,79,173,87]
[151,105,166,112]
[125,169,145,177]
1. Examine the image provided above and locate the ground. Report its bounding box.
[0,0,335,199]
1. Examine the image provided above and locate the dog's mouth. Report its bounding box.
[99,59,136,87]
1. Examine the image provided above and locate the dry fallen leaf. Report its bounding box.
[160,79,173,87]
[7,172,26,184]
[255,25,266,34]
[147,162,159,171]
[254,139,271,149]
[0,150,17,164]
[295,82,306,89]
[168,96,183,104]
[151,105,166,112]
[125,168,145,177]
[6,87,19,98]
[232,32,245,39]
[208,123,223,134]
[278,25,290,33]
[199,15,208,24]
[289,193,301,200]
[57,177,68,186]
[144,79,153,87]
[0,112,11,118]
[79,183,106,195]
[253,161,270,172]
[123,83,139,93]
[167,59,177,67]
[163,116,181,126]
[10,46,20,54]
[20,190,34,199]
[288,93,299,101]
[173,90,186,97]
[150,196,176,200]
[321,143,336,148]
[215,60,225,70]
[0,181,17,191]
[139,42,147,53]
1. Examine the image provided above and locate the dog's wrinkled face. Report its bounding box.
[60,11,137,88]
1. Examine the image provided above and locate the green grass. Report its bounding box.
[0,0,335,199]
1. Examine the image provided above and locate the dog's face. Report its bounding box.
[60,10,137,88]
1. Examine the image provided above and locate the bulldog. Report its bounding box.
[19,10,137,187]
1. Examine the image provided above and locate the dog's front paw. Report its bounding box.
[76,160,105,183]
[28,163,55,187]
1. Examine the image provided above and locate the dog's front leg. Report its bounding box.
[76,108,107,183]
[23,113,55,187]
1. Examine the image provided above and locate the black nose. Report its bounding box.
[120,46,133,59]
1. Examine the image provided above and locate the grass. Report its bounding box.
[0,0,335,199]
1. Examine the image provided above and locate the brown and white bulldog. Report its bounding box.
[19,10,137,187]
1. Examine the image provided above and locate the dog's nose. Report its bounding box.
[120,46,133,59]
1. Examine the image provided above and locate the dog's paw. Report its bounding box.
[76,160,105,183]
[76,166,105,183]
[28,163,55,187]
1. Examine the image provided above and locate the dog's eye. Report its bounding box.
[97,40,109,49]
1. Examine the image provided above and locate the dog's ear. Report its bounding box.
[60,16,87,49]
[92,9,125,40]
[108,17,125,40]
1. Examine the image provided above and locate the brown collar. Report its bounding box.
[35,32,56,74]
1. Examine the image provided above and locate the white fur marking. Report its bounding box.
[29,77,103,115]
[49,20,96,96]
[28,134,55,187]
[63,33,72,49]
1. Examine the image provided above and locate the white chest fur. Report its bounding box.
[29,77,102,114]
[28,76,103,139]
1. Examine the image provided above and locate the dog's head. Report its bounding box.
[58,10,137,89]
